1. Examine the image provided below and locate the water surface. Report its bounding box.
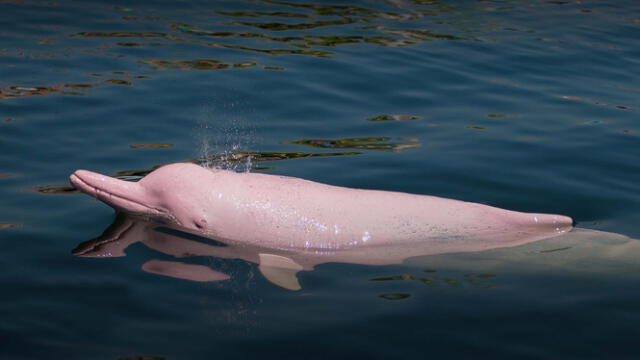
[1,0,639,359]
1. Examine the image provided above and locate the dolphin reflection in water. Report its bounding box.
[73,213,637,290]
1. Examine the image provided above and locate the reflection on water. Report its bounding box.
[561,95,635,111]
[370,272,497,289]
[0,75,145,100]
[0,0,487,113]
[0,85,85,100]
[215,11,311,18]
[34,186,79,195]
[129,143,174,149]
[73,213,638,294]
[121,15,165,21]
[466,125,486,130]
[379,293,411,300]
[230,18,355,31]
[139,59,257,71]
[76,31,173,39]
[197,150,362,169]
[0,222,22,229]
[282,137,421,152]
[104,79,132,86]
[73,213,513,290]
[367,114,423,122]
[68,0,478,62]
[142,259,231,282]
[171,21,408,49]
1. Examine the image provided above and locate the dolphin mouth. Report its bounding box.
[70,170,164,217]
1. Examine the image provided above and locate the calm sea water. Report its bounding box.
[1,0,639,359]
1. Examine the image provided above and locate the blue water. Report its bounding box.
[1,0,639,359]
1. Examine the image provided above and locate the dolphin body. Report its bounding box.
[70,162,572,254]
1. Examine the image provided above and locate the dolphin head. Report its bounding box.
[70,163,217,232]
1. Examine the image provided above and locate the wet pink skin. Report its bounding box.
[70,162,573,253]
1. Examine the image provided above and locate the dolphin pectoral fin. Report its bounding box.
[258,253,304,291]
[141,259,230,282]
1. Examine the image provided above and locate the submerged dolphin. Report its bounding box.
[69,162,572,253]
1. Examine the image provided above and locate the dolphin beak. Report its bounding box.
[70,169,162,216]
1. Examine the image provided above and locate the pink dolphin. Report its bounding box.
[69,162,572,253]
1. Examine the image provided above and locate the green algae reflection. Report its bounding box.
[0,85,86,100]
[129,143,174,149]
[76,31,173,39]
[115,151,361,178]
[369,272,497,289]
[282,137,421,152]
[248,0,421,21]
[215,10,311,18]
[0,72,149,101]
[170,22,422,51]
[171,22,400,48]
[139,59,257,70]
[230,18,356,31]
[73,1,477,61]
[379,293,411,300]
[0,223,22,230]
[368,114,423,122]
